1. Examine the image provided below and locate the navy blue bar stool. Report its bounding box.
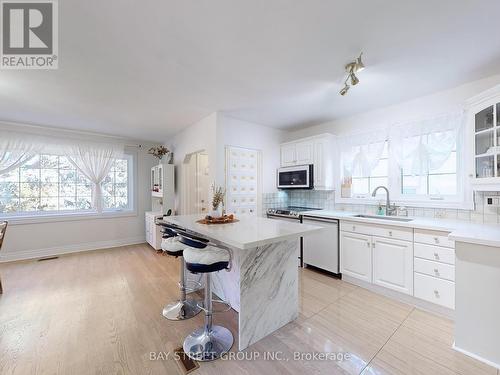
[159,224,202,321]
[177,231,233,361]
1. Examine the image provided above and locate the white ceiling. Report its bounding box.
[1,0,500,141]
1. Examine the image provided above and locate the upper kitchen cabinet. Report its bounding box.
[467,85,500,190]
[280,134,335,190]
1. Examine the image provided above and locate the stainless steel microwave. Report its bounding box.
[277,165,314,189]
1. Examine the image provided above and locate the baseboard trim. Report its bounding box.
[0,236,146,263]
[342,275,455,319]
[452,342,500,370]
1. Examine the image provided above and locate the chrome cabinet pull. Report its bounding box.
[434,237,440,244]
[434,252,440,260]
[434,290,440,297]
[434,268,440,276]
[388,231,393,236]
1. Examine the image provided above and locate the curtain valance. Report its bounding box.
[338,128,388,179]
[388,112,464,176]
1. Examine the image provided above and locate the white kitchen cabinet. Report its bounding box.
[340,231,372,282]
[145,211,162,250]
[280,144,297,167]
[150,164,175,215]
[466,84,500,190]
[372,236,413,295]
[295,141,314,164]
[280,134,335,189]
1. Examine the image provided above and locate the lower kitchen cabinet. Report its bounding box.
[372,236,413,295]
[340,231,372,282]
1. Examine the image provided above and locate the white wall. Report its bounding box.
[286,74,500,139]
[215,114,285,193]
[168,113,218,214]
[1,144,157,262]
[168,112,285,214]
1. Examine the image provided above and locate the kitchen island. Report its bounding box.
[158,214,321,350]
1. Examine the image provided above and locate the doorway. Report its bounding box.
[182,151,209,214]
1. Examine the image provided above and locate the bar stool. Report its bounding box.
[160,224,202,320]
[178,231,233,361]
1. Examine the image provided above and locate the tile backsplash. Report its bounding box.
[262,190,500,224]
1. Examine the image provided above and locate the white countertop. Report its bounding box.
[160,214,322,250]
[301,210,500,248]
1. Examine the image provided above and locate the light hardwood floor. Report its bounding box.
[0,243,497,375]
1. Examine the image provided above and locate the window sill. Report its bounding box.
[335,197,474,210]
[0,209,138,226]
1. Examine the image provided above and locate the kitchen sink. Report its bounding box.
[353,214,414,222]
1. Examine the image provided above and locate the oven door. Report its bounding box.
[277,165,313,189]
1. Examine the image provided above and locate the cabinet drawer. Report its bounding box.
[341,221,413,242]
[414,229,454,248]
[414,258,455,281]
[414,272,455,309]
[414,243,455,265]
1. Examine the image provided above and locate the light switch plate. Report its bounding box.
[485,196,500,207]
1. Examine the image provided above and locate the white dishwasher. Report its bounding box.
[302,215,340,275]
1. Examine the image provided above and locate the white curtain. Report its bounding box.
[389,112,464,176]
[66,142,124,213]
[0,131,47,174]
[338,128,388,180]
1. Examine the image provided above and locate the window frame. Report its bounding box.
[0,150,137,224]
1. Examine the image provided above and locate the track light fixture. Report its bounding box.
[339,52,364,96]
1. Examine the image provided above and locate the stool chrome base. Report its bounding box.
[162,299,201,321]
[183,325,234,361]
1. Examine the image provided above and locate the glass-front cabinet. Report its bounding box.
[469,85,500,190]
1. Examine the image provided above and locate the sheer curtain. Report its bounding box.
[389,112,464,176]
[0,131,47,174]
[339,128,388,180]
[65,142,124,213]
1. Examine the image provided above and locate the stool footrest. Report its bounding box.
[179,280,202,294]
[197,299,231,314]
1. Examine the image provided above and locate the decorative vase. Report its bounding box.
[210,206,223,218]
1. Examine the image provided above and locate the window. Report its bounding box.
[0,153,131,216]
[102,158,129,209]
[351,143,389,197]
[400,132,458,198]
[401,150,457,196]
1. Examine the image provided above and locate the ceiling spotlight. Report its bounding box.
[339,52,365,96]
[339,85,349,96]
[345,53,365,73]
[350,73,359,86]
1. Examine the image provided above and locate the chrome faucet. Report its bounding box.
[372,186,397,216]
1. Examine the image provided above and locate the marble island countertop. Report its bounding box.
[160,214,322,250]
[302,210,500,247]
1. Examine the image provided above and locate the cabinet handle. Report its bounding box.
[434,252,440,260]
[434,237,440,244]
[372,242,376,248]
[352,225,356,231]
[434,268,440,276]
[388,231,393,236]
[434,290,440,298]
[366,241,370,247]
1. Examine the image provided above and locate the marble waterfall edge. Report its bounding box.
[238,239,299,350]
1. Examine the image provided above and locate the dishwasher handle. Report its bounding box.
[302,216,339,225]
